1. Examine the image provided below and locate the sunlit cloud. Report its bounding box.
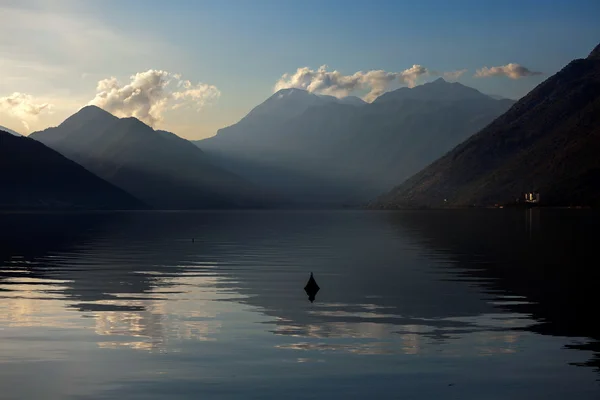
[475,63,542,79]
[274,64,433,102]
[0,3,181,133]
[0,92,53,131]
[89,70,221,127]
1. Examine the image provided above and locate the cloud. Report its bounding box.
[443,69,468,81]
[88,70,220,127]
[475,63,542,79]
[274,64,432,102]
[0,92,53,131]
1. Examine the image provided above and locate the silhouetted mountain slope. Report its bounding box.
[197,81,513,206]
[0,125,21,136]
[588,42,600,60]
[373,43,600,208]
[0,131,145,210]
[30,106,270,209]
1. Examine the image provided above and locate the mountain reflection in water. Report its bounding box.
[0,210,598,399]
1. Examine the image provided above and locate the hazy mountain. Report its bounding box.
[0,130,145,210]
[30,106,271,210]
[372,43,600,208]
[487,94,511,101]
[0,125,21,136]
[197,80,514,206]
[338,96,367,106]
[374,78,506,103]
[212,88,365,147]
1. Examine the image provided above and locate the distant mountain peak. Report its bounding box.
[274,88,310,98]
[588,42,600,60]
[120,116,150,129]
[425,77,470,88]
[230,88,333,130]
[374,78,490,103]
[30,106,267,210]
[76,104,113,117]
[277,87,304,93]
[59,104,117,129]
[271,88,366,106]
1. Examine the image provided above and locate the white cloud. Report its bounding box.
[89,70,220,127]
[443,69,468,81]
[274,64,432,102]
[0,92,53,131]
[475,63,542,79]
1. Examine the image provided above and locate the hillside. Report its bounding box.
[0,131,145,210]
[30,106,271,210]
[372,43,600,208]
[0,125,21,136]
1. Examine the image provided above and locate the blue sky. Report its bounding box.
[1,0,599,138]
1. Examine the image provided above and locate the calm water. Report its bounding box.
[0,210,598,399]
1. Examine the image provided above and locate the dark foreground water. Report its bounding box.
[0,210,599,399]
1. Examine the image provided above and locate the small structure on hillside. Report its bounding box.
[524,192,540,203]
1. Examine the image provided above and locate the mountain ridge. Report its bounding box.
[197,79,514,205]
[0,125,22,136]
[374,78,492,103]
[371,43,600,208]
[0,130,146,210]
[31,107,273,209]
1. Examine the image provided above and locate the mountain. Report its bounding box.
[374,78,504,103]
[0,130,145,210]
[212,88,366,147]
[589,42,600,60]
[0,125,21,136]
[488,94,510,101]
[330,95,367,106]
[30,106,271,210]
[372,43,600,208]
[197,80,514,206]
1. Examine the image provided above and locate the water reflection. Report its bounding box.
[0,210,599,399]
[91,275,222,352]
[385,209,600,373]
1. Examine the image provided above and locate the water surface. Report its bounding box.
[0,210,598,399]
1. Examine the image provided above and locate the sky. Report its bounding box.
[1,0,599,139]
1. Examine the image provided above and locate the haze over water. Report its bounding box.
[0,210,598,399]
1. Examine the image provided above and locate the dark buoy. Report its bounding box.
[304,272,320,303]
